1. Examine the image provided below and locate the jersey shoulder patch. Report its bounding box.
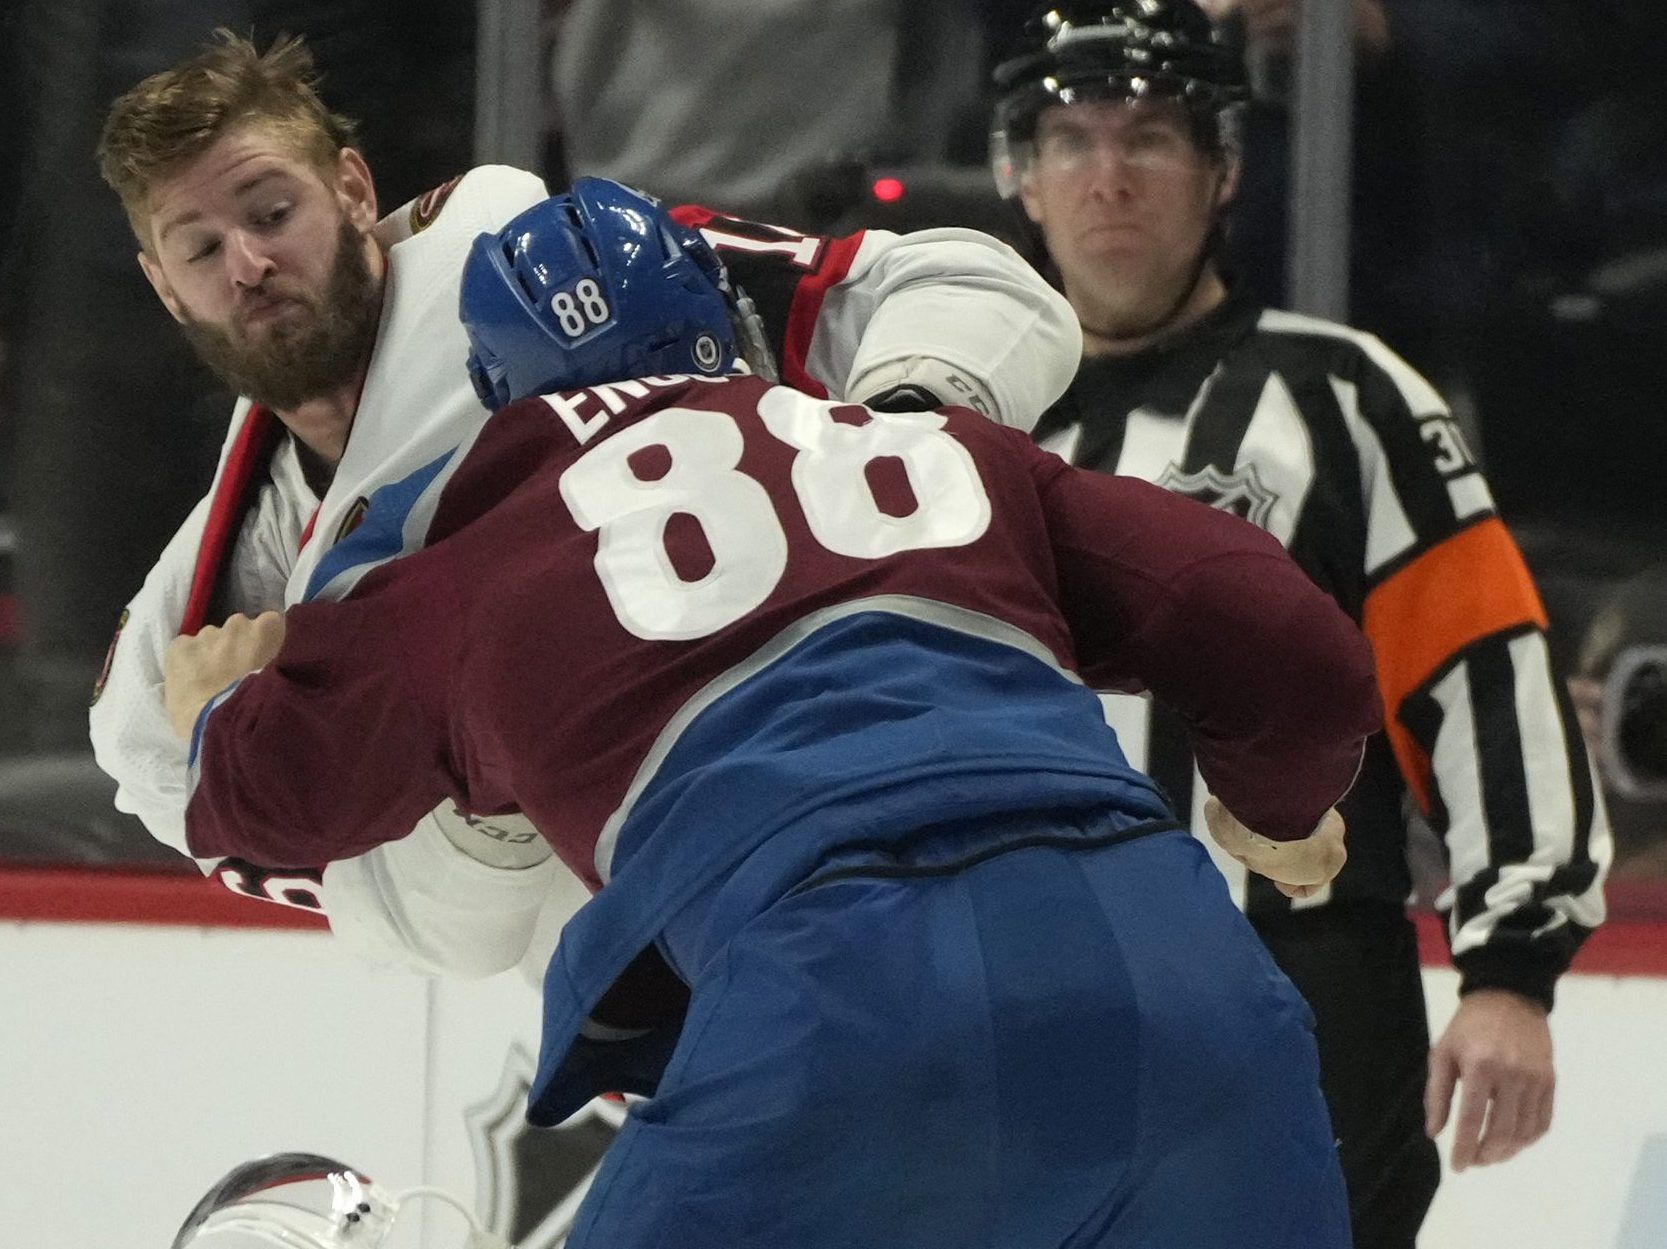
[91,608,128,705]
[409,175,465,234]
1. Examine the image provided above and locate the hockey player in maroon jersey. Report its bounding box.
[165,182,1378,1249]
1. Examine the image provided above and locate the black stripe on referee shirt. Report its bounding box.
[1177,357,1273,475]
[1397,662,1454,836]
[1058,366,1131,471]
[1452,632,1537,928]
[1258,339,1373,608]
[1145,703,1197,832]
[1350,352,1476,544]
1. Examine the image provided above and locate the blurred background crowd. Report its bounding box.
[0,0,1663,886]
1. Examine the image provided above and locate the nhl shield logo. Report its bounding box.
[466,1045,627,1248]
[1154,462,1280,529]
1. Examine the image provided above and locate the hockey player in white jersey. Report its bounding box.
[88,30,1082,978]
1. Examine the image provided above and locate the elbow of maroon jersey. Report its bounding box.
[1200,592,1382,841]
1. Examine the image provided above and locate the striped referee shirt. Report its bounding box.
[1035,291,1612,1007]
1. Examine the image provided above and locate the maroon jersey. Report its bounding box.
[184,375,1377,1098]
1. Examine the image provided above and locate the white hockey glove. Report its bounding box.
[849,355,997,417]
[1203,797,1347,900]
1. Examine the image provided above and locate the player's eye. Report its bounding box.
[187,238,222,263]
[254,202,293,229]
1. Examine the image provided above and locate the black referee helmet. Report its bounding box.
[990,0,1249,198]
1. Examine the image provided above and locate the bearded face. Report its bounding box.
[178,213,383,411]
[139,126,385,416]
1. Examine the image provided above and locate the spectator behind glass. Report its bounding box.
[549,0,985,219]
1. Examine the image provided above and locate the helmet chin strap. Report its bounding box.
[390,1186,514,1249]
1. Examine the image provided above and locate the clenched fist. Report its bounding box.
[164,611,287,743]
[1204,796,1346,899]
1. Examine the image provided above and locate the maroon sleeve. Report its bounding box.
[183,580,453,867]
[1029,448,1382,841]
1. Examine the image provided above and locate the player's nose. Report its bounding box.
[1083,147,1137,201]
[223,228,277,288]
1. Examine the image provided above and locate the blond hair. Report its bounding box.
[97,29,361,247]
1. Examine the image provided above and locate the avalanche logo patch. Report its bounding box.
[91,608,128,705]
[466,1046,627,1248]
[410,175,464,234]
[1155,462,1280,530]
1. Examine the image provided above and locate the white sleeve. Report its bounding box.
[88,478,302,860]
[88,495,213,859]
[813,227,1082,433]
[321,810,593,979]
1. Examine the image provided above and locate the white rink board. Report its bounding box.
[0,922,434,1248]
[4,912,1666,1247]
[1420,967,1667,1248]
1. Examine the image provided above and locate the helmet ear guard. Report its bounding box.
[460,177,741,410]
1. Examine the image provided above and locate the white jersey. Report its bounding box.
[90,165,1083,979]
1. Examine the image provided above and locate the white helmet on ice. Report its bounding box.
[172,1152,509,1249]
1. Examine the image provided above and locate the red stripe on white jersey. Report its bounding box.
[182,406,281,637]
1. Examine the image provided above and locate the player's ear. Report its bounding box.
[1018,172,1046,228]
[1214,152,1241,208]
[138,249,188,324]
[335,147,378,231]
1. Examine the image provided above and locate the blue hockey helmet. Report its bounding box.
[461,177,738,410]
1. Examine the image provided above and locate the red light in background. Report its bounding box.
[871,177,906,203]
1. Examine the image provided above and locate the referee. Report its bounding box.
[990,4,1611,1247]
